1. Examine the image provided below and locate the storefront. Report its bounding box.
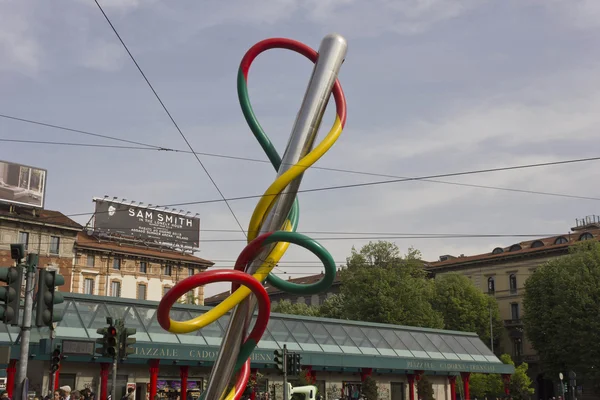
[0,293,514,400]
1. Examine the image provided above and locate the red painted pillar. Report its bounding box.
[149,359,160,400]
[407,375,415,400]
[460,372,471,400]
[310,370,317,384]
[448,376,456,400]
[6,359,17,398]
[250,368,258,400]
[360,368,373,382]
[100,363,110,400]
[180,366,189,399]
[502,374,511,396]
[54,361,61,392]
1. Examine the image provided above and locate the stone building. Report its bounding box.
[0,204,82,289]
[73,231,214,303]
[424,216,600,399]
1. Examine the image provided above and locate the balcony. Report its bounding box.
[504,319,523,328]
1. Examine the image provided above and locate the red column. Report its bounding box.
[6,359,17,398]
[310,370,317,384]
[407,375,415,400]
[460,372,470,400]
[180,366,189,400]
[149,359,160,400]
[250,368,257,400]
[360,368,373,382]
[54,362,61,392]
[100,363,110,400]
[502,374,511,396]
[448,376,456,400]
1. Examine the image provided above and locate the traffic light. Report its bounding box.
[96,327,108,356]
[106,324,118,357]
[119,327,137,359]
[294,353,302,373]
[50,346,61,373]
[0,265,23,325]
[35,268,65,327]
[274,349,285,374]
[287,353,295,375]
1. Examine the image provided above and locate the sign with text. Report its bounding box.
[94,199,200,248]
[0,160,47,208]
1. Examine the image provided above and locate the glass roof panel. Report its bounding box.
[396,331,429,359]
[440,335,474,361]
[360,327,395,356]
[143,308,180,343]
[286,320,322,352]
[269,319,300,351]
[303,321,342,353]
[105,303,127,320]
[76,301,101,328]
[410,332,445,360]
[455,336,487,361]
[122,306,151,342]
[323,324,361,354]
[380,330,413,358]
[55,301,88,339]
[468,337,494,356]
[425,333,460,360]
[254,316,279,350]
[343,325,379,355]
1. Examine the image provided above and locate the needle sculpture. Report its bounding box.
[157,33,348,400]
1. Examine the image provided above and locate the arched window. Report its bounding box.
[487,277,495,295]
[509,274,517,295]
[531,240,544,248]
[554,236,568,245]
[579,232,594,241]
[492,247,504,254]
[509,244,522,252]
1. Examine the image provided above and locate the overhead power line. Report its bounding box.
[92,0,247,237]
[2,114,600,203]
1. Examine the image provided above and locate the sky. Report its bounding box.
[1,0,600,297]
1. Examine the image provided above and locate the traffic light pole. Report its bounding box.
[14,254,38,400]
[283,344,288,400]
[112,355,117,400]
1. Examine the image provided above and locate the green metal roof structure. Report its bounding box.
[0,293,514,375]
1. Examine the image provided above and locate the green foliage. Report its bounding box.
[500,354,534,400]
[319,294,345,319]
[469,372,503,399]
[523,241,600,392]
[337,242,444,328]
[431,273,503,347]
[416,376,435,400]
[361,375,378,400]
[271,299,321,317]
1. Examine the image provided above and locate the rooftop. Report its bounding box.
[75,231,214,266]
[427,225,600,270]
[0,205,82,231]
[0,293,514,375]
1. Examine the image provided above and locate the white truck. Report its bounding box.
[286,383,319,400]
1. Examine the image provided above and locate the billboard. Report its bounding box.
[93,199,200,248]
[0,160,47,208]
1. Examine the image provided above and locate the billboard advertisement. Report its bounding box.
[0,160,47,208]
[93,199,200,248]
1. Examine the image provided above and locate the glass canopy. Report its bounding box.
[0,293,501,364]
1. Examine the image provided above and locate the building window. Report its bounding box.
[163,264,172,276]
[111,281,121,297]
[513,338,523,360]
[487,277,495,295]
[492,247,504,254]
[509,244,522,252]
[531,240,544,248]
[579,232,594,241]
[511,303,520,320]
[509,274,517,295]
[140,261,147,273]
[137,284,147,300]
[87,255,95,267]
[163,286,171,296]
[113,258,121,270]
[18,232,29,250]
[49,236,60,254]
[554,236,568,244]
[83,278,95,295]
[188,267,194,277]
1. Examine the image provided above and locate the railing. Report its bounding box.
[504,319,523,327]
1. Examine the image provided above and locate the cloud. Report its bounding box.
[80,40,125,72]
[0,3,41,75]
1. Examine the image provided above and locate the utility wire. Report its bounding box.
[92,0,247,238]
[2,114,600,203]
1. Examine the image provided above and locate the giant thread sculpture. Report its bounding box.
[157,34,348,400]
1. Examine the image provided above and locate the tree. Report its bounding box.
[416,376,435,400]
[431,273,503,348]
[318,294,345,319]
[271,299,321,317]
[361,375,378,400]
[500,354,534,400]
[337,242,444,328]
[469,373,503,399]
[523,241,600,392]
